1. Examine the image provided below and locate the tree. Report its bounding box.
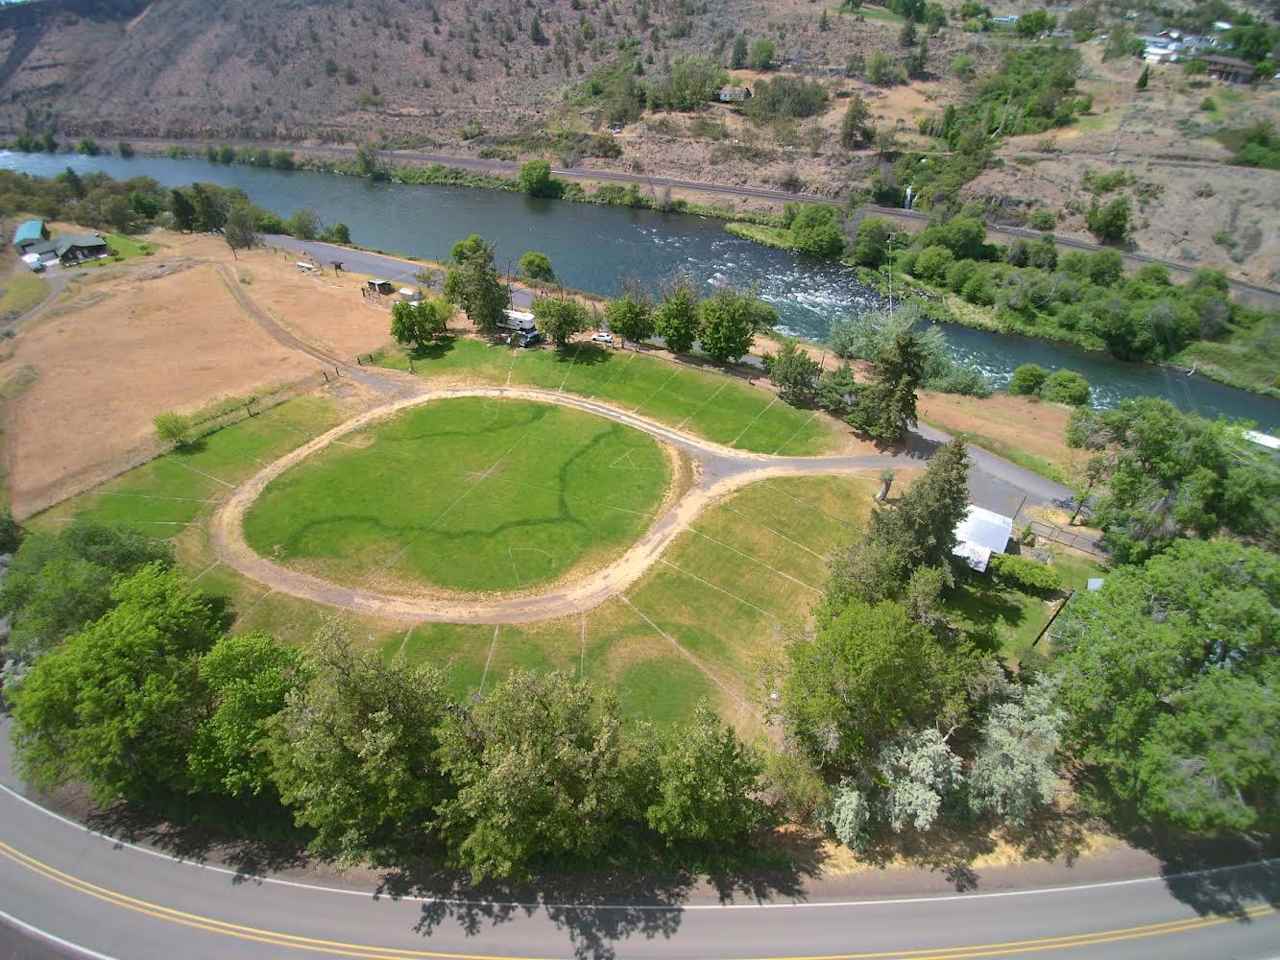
[818,9,831,31]
[968,677,1064,825]
[154,411,193,448]
[651,56,728,110]
[1051,540,1280,833]
[603,293,654,346]
[223,202,258,258]
[390,298,450,349]
[906,36,929,79]
[322,222,352,244]
[748,37,776,70]
[827,781,872,850]
[731,33,749,69]
[646,703,766,845]
[9,564,221,805]
[443,235,510,335]
[1039,369,1090,406]
[817,362,858,416]
[267,623,453,862]
[530,12,548,44]
[169,188,196,231]
[851,217,890,267]
[518,250,555,282]
[782,600,976,775]
[1008,363,1048,395]
[847,330,926,443]
[654,278,701,354]
[355,142,386,180]
[1064,399,1280,561]
[436,671,635,880]
[1136,64,1150,91]
[840,95,872,149]
[789,205,845,258]
[1015,9,1055,38]
[532,296,591,348]
[877,728,963,833]
[284,208,320,240]
[189,633,306,799]
[698,288,758,364]
[518,159,560,198]
[0,521,171,665]
[767,339,821,406]
[1085,196,1130,244]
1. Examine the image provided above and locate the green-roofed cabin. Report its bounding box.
[13,219,48,253]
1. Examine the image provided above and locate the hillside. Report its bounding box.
[0,0,1276,282]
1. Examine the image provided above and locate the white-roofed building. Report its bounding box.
[952,505,1015,573]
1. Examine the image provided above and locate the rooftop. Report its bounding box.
[13,219,44,245]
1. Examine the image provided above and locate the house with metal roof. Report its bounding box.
[952,505,1014,573]
[26,233,110,265]
[12,219,48,253]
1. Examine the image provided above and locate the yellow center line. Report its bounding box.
[0,840,1273,960]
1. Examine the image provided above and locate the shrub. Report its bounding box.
[944,258,978,293]
[1039,369,1091,406]
[1007,363,1048,396]
[153,412,193,447]
[1085,196,1130,244]
[914,245,955,282]
[518,250,555,282]
[989,554,1063,595]
[1200,96,1217,112]
[1027,209,1057,231]
[789,205,845,258]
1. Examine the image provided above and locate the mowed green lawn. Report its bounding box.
[383,473,879,731]
[376,337,840,455]
[244,397,672,594]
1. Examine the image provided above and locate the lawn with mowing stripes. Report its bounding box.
[382,474,879,731]
[244,397,672,594]
[31,395,342,535]
[376,338,838,455]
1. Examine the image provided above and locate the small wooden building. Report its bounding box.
[717,85,752,103]
[1200,54,1256,83]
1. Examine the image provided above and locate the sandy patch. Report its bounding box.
[3,261,314,516]
[918,391,1082,477]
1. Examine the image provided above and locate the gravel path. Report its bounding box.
[209,384,1074,624]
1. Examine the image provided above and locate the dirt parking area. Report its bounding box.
[2,256,316,516]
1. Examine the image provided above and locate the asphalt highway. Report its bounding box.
[1,722,1278,960]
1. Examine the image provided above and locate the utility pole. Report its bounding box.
[885,231,901,319]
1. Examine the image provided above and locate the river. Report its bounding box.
[3,150,1277,430]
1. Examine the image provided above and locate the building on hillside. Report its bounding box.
[26,233,109,266]
[12,219,48,253]
[717,85,752,103]
[1200,54,1256,83]
[952,505,1014,574]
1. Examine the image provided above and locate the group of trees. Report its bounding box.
[829,305,992,397]
[1007,363,1091,406]
[603,282,775,363]
[778,440,1069,846]
[442,234,512,335]
[2,521,771,880]
[858,213,1271,364]
[390,299,451,350]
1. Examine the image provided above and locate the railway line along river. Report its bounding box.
[4,150,1277,431]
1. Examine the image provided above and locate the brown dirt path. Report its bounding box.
[208,386,917,624]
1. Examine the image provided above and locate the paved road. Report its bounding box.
[0,720,1276,960]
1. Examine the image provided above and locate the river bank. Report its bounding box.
[725,220,1280,403]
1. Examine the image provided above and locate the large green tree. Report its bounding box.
[436,671,637,881]
[9,564,221,805]
[1066,398,1280,562]
[646,703,767,845]
[390,298,450,349]
[767,339,821,406]
[698,288,759,364]
[782,599,977,776]
[443,234,511,335]
[604,293,654,347]
[847,330,927,443]
[532,296,591,348]
[188,633,306,800]
[1051,539,1280,833]
[654,278,701,354]
[0,520,172,665]
[266,624,453,863]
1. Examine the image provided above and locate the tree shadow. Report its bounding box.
[372,834,826,960]
[84,793,313,883]
[409,336,458,362]
[555,343,612,367]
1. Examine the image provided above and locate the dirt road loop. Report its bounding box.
[210,386,913,623]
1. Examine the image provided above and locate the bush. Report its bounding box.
[1085,196,1131,244]
[1027,209,1057,231]
[153,412,193,447]
[789,205,845,258]
[518,250,555,282]
[1007,363,1048,395]
[517,160,560,197]
[1039,369,1091,406]
[914,245,955,282]
[990,554,1063,595]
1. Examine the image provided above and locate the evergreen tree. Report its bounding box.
[899,17,918,47]
[1136,64,1149,90]
[170,188,196,231]
[847,330,926,442]
[731,33,748,69]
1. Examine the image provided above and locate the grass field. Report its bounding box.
[375,337,841,456]
[0,270,49,320]
[382,473,880,730]
[244,397,672,594]
[80,233,156,268]
[948,548,1106,665]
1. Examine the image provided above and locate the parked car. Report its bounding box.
[590,331,612,344]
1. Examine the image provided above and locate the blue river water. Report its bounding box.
[2,150,1276,430]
